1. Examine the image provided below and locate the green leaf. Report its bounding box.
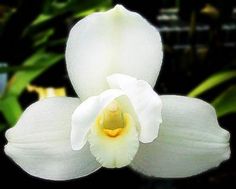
[33,28,54,47]
[31,14,53,26]
[29,0,112,31]
[4,51,63,97]
[0,65,49,74]
[188,71,236,97]
[0,123,6,132]
[212,85,236,117]
[0,96,22,126]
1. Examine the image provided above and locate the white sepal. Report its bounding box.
[66,5,163,100]
[5,97,101,180]
[131,95,230,178]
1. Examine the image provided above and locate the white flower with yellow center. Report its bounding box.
[5,5,230,181]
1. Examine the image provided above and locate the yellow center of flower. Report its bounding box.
[97,101,125,137]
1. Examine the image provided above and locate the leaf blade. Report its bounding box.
[212,85,236,117]
[188,71,236,97]
[0,96,22,126]
[5,51,63,97]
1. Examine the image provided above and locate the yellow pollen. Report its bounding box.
[103,128,123,137]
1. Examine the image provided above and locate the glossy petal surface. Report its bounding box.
[131,95,230,178]
[66,5,163,100]
[5,97,101,180]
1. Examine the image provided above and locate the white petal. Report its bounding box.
[88,111,139,168]
[66,5,163,100]
[71,89,125,150]
[5,97,101,180]
[131,95,230,178]
[107,74,162,143]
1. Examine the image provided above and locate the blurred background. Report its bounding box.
[0,0,236,188]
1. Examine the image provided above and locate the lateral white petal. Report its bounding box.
[71,89,125,150]
[131,95,230,178]
[5,97,100,181]
[107,74,162,143]
[66,5,163,100]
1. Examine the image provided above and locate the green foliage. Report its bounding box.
[0,96,22,126]
[26,0,112,36]
[0,51,63,128]
[188,70,236,118]
[188,71,236,97]
[0,123,5,132]
[0,65,40,74]
[212,85,236,117]
[4,51,63,97]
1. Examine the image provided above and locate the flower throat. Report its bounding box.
[97,101,125,137]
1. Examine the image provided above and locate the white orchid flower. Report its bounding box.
[5,5,230,181]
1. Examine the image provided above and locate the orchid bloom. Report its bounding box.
[5,5,230,181]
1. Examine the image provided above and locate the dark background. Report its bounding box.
[0,0,236,188]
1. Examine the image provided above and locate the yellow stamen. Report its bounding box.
[103,128,123,137]
[96,101,126,138]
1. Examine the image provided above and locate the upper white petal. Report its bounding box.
[5,97,101,180]
[107,74,162,143]
[66,5,163,100]
[71,89,125,150]
[131,95,230,178]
